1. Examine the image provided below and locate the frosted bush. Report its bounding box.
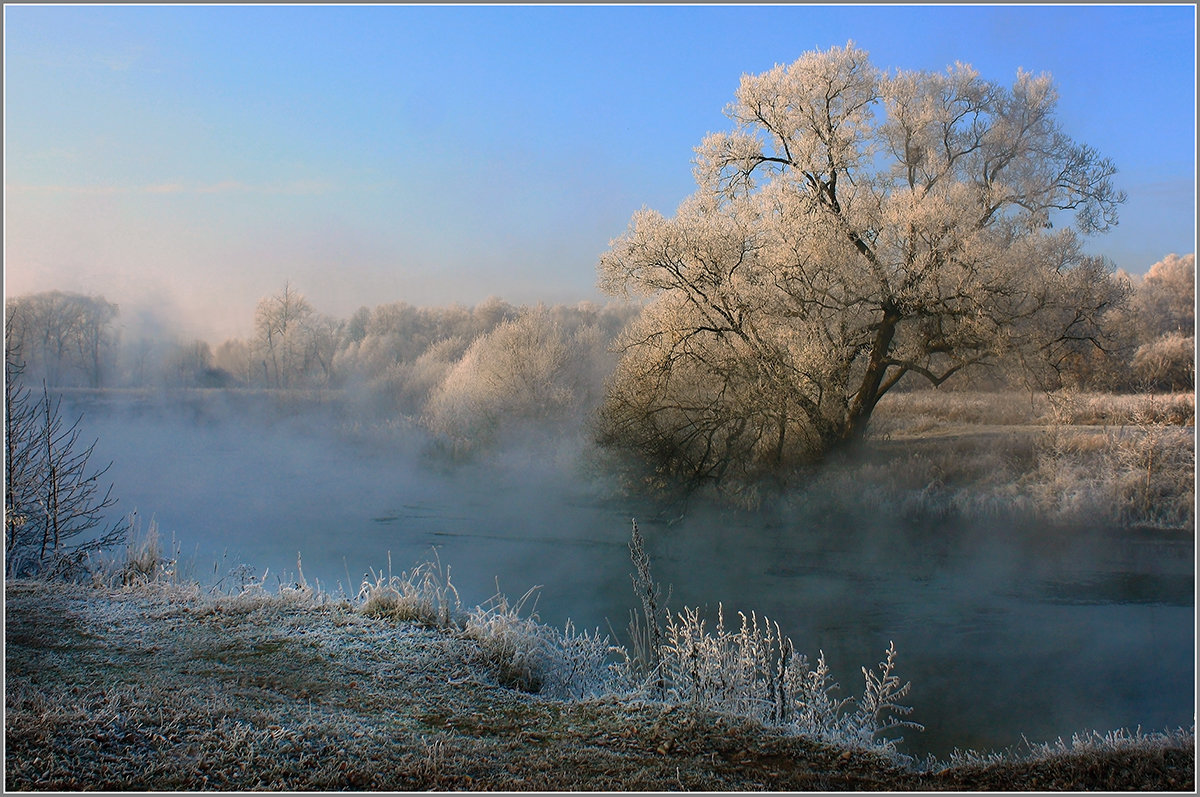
[357,554,461,628]
[462,586,623,699]
[652,603,919,751]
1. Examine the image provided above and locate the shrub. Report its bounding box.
[357,553,461,628]
[619,520,920,753]
[462,585,623,700]
[1131,333,1195,391]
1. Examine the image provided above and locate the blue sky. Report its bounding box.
[4,4,1196,340]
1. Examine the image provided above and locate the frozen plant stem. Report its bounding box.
[628,519,666,693]
[625,519,920,750]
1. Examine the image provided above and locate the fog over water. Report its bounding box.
[74,392,1194,760]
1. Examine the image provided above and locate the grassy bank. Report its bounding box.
[840,389,1197,530]
[8,388,1193,790]
[5,573,1193,791]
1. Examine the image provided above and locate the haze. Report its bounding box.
[5,4,1196,342]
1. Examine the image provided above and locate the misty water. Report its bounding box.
[75,392,1193,760]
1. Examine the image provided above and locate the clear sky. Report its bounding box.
[4,4,1196,341]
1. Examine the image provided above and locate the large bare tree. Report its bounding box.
[597,43,1129,486]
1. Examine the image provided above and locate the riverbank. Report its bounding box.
[5,578,1193,791]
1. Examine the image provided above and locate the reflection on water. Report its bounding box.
[80,398,1194,759]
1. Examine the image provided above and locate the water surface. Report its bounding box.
[78,395,1195,759]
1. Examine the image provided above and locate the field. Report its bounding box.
[851,389,1196,530]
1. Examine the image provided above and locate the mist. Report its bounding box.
[6,262,1193,760]
[61,380,1194,760]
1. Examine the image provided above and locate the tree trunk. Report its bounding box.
[843,308,900,443]
[773,395,789,466]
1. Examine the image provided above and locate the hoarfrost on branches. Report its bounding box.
[598,42,1129,486]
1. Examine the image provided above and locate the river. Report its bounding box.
[74,392,1194,759]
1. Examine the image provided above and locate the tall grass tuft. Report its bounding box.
[357,551,461,628]
[462,583,622,699]
[622,521,922,753]
[626,519,668,692]
[655,604,920,750]
[88,513,184,591]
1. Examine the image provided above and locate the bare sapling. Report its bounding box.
[5,324,127,578]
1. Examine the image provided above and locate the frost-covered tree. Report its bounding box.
[1128,253,1195,390]
[5,291,119,388]
[251,283,343,388]
[5,324,126,577]
[424,307,605,450]
[598,43,1129,484]
[1133,253,1194,339]
[254,282,315,389]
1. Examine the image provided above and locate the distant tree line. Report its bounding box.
[4,291,119,388]
[4,284,640,442]
[4,253,1192,408]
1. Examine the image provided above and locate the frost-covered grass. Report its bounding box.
[928,726,1196,791]
[619,520,921,757]
[800,388,1197,530]
[869,388,1194,433]
[936,727,1197,771]
[462,587,620,700]
[357,552,461,627]
[74,520,919,757]
[1029,726,1196,758]
[1045,390,1195,427]
[652,606,919,752]
[7,531,1194,791]
[1023,422,1195,528]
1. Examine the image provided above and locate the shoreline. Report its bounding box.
[5,577,1193,791]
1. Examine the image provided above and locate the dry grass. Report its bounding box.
[6,578,1192,791]
[1024,424,1195,528]
[461,587,619,700]
[1046,391,1195,427]
[357,552,461,627]
[869,390,1055,433]
[870,389,1194,436]
[808,389,1197,530]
